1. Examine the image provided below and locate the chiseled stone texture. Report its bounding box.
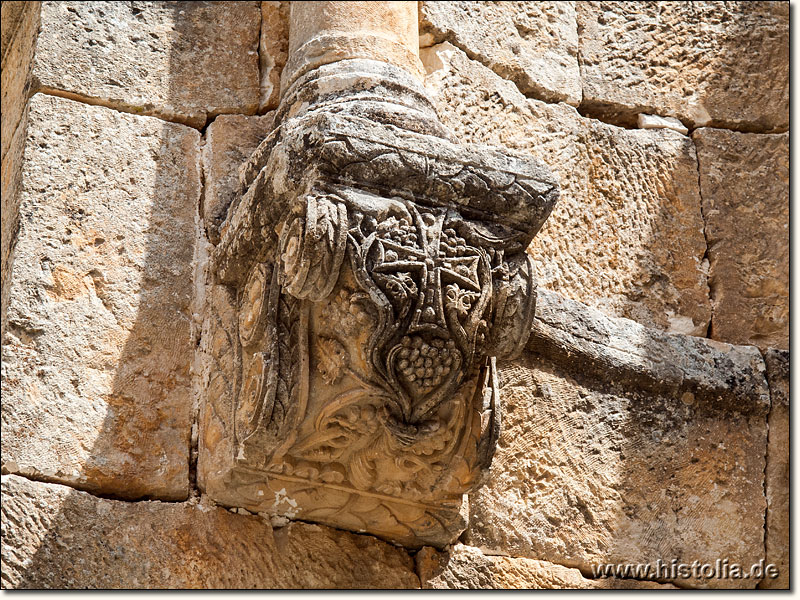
[0,475,419,589]
[759,349,789,589]
[1,1,40,162]
[422,44,709,335]
[419,1,580,106]
[33,1,261,128]
[202,113,275,245]
[1,101,28,341]
[1,1,41,340]
[465,290,769,589]
[578,2,789,131]
[417,545,676,589]
[694,129,788,350]
[259,1,289,111]
[1,94,199,500]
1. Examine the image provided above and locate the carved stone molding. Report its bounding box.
[199,58,558,547]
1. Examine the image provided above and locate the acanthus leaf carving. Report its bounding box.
[203,59,558,548]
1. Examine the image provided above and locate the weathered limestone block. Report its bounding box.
[465,290,769,589]
[1,94,199,500]
[578,2,789,131]
[1,1,40,162]
[422,44,710,335]
[259,2,289,111]
[694,129,788,349]
[202,113,275,245]
[759,349,789,589]
[419,2,580,106]
[33,1,261,128]
[1,1,41,340]
[417,545,677,589]
[1,475,419,589]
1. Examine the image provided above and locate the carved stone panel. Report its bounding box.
[199,60,558,547]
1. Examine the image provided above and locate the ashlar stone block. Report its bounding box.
[420,1,581,106]
[417,544,677,589]
[1,474,419,589]
[760,348,789,589]
[465,290,770,589]
[693,128,789,350]
[33,1,261,128]
[1,93,200,500]
[578,1,788,131]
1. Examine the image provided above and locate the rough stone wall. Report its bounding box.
[1,1,788,590]
[1,1,41,341]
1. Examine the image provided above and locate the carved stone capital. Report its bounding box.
[201,58,558,547]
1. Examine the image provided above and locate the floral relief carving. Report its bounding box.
[201,60,558,547]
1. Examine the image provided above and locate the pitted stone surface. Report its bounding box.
[1,475,419,589]
[259,1,289,111]
[1,94,199,500]
[202,113,275,245]
[417,545,677,589]
[419,1,580,106]
[465,290,769,589]
[694,128,788,350]
[33,1,260,127]
[578,1,789,131]
[422,44,709,336]
[1,1,40,340]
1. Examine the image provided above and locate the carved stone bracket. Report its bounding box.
[201,58,558,547]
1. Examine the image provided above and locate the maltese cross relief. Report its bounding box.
[199,59,559,547]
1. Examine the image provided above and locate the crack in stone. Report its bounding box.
[690,134,714,340]
[0,470,188,505]
[755,347,773,588]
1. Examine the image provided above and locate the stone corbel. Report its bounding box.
[200,2,558,548]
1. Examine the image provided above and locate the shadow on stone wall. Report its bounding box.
[7,4,203,588]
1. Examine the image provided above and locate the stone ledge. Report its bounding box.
[1,93,200,501]
[1,474,419,589]
[32,1,261,128]
[528,289,770,415]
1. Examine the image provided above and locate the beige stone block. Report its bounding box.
[202,113,275,245]
[578,2,788,131]
[0,474,419,589]
[422,44,710,335]
[694,129,788,349]
[259,2,289,111]
[759,348,789,589]
[33,1,261,128]
[1,94,200,500]
[1,1,40,162]
[420,2,580,106]
[1,1,40,339]
[417,545,677,589]
[465,291,769,589]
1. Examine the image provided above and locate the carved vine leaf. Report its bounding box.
[317,336,349,385]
